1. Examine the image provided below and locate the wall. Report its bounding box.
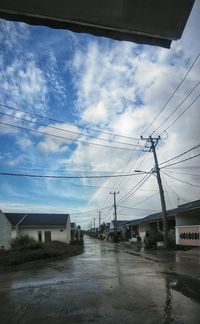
[19,227,69,243]
[176,225,200,246]
[176,214,199,226]
[0,211,12,249]
[139,223,151,241]
[176,212,200,246]
[65,217,71,244]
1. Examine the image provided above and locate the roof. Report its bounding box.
[134,199,200,223]
[5,213,70,227]
[125,219,143,226]
[0,0,195,48]
[177,200,200,213]
[114,220,130,226]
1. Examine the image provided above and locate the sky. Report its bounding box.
[0,1,200,229]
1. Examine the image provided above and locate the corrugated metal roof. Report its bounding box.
[121,200,200,224]
[5,213,69,227]
[125,219,143,226]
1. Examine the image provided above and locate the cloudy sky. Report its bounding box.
[0,1,200,228]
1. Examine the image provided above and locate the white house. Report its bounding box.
[0,210,12,249]
[0,213,71,247]
[175,200,200,247]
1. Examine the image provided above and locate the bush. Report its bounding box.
[10,235,42,250]
[144,232,164,248]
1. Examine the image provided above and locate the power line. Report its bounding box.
[119,173,152,204]
[142,53,200,135]
[165,170,200,177]
[162,180,173,209]
[152,80,200,134]
[118,205,159,212]
[0,171,147,179]
[0,102,138,141]
[160,93,200,134]
[161,173,189,203]
[69,205,113,215]
[162,171,200,188]
[0,120,142,151]
[10,167,128,174]
[161,152,200,169]
[0,111,138,148]
[159,143,200,166]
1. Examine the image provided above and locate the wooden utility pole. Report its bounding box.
[98,211,101,227]
[110,191,119,241]
[141,135,168,248]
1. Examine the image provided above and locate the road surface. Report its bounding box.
[0,235,199,323]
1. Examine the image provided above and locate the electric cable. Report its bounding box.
[142,53,200,135]
[0,121,142,151]
[160,93,200,134]
[152,81,200,134]
[0,111,138,147]
[0,102,138,140]
[162,171,200,188]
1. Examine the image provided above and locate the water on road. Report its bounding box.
[0,236,199,323]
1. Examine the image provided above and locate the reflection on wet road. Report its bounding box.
[0,236,199,323]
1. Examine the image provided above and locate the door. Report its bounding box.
[38,231,42,242]
[44,231,51,242]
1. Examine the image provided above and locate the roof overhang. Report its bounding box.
[0,0,195,48]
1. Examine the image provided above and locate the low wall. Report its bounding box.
[176,225,200,246]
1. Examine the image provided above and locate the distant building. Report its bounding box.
[0,212,71,248]
[109,220,130,240]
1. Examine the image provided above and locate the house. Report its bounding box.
[109,220,130,240]
[122,200,200,247]
[175,200,200,247]
[0,210,12,249]
[138,211,176,242]
[71,222,76,241]
[124,219,142,240]
[2,213,71,246]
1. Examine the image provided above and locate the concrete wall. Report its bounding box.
[175,211,200,246]
[0,211,12,249]
[19,226,70,243]
[176,214,199,226]
[139,223,151,241]
[66,217,71,244]
[176,225,200,246]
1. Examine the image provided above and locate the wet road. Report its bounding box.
[0,236,199,324]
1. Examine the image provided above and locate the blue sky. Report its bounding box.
[0,1,200,228]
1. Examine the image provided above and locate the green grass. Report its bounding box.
[0,238,84,267]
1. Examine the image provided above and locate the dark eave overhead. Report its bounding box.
[0,0,195,48]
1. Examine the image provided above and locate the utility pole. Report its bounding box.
[141,135,168,248]
[98,210,101,231]
[93,218,96,233]
[110,191,119,241]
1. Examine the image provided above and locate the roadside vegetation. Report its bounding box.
[0,235,84,268]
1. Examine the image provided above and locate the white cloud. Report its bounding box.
[16,137,32,148]
[66,5,200,221]
[0,19,29,50]
[36,123,80,154]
